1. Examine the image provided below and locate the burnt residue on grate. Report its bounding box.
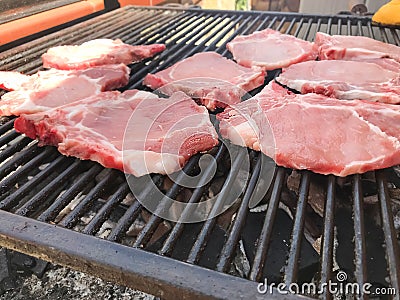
[0,6,400,300]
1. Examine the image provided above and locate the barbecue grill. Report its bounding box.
[0,5,400,299]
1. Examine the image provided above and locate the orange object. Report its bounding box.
[118,0,164,6]
[372,0,400,26]
[0,0,105,46]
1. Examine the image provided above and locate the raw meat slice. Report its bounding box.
[0,64,130,116]
[217,82,400,177]
[143,52,265,110]
[0,71,31,91]
[226,29,318,70]
[42,39,166,70]
[14,90,219,177]
[275,58,400,104]
[315,32,400,62]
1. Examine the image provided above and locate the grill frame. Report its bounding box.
[0,6,399,299]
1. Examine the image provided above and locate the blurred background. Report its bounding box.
[197,0,388,14]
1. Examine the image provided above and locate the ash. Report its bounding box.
[0,265,157,300]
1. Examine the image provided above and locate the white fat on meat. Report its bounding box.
[217,82,400,177]
[226,28,318,70]
[275,58,400,104]
[143,52,265,110]
[14,90,219,177]
[0,64,130,116]
[42,39,166,70]
[314,32,400,62]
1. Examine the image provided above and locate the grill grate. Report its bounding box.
[0,6,400,299]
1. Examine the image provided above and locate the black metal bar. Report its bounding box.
[159,145,226,256]
[0,137,33,163]
[83,183,131,236]
[0,142,39,179]
[186,149,248,264]
[37,164,104,222]
[326,17,332,35]
[133,12,203,45]
[0,210,302,300]
[133,157,201,248]
[106,176,161,243]
[284,18,297,34]
[284,171,311,285]
[390,28,400,46]
[249,167,285,282]
[59,169,120,229]
[293,17,305,37]
[0,154,66,210]
[0,147,58,198]
[15,159,84,217]
[352,174,367,300]
[302,18,314,41]
[356,20,363,36]
[216,154,262,272]
[376,170,400,295]
[320,175,336,300]
[367,21,375,39]
[0,130,20,147]
[0,118,15,136]
[347,19,352,35]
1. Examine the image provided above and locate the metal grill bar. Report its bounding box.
[37,164,104,222]
[0,7,399,300]
[320,176,336,300]
[249,168,285,282]
[284,171,311,285]
[376,171,400,294]
[59,169,121,228]
[352,174,367,299]
[107,175,162,242]
[216,154,262,272]
[186,149,248,264]
[159,145,227,256]
[132,156,201,248]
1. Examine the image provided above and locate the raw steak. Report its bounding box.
[15,90,219,177]
[315,32,400,62]
[0,64,130,116]
[226,29,318,70]
[217,82,400,177]
[143,52,265,110]
[275,58,400,104]
[42,39,166,70]
[0,71,31,91]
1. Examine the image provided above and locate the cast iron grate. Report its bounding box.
[0,6,399,299]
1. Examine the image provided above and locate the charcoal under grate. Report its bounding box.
[0,6,399,300]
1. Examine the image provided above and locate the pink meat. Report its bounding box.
[42,39,166,70]
[0,64,129,116]
[226,29,318,70]
[0,71,32,91]
[143,52,265,110]
[217,82,400,177]
[15,90,219,177]
[275,58,400,104]
[314,32,400,62]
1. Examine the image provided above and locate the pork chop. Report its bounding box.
[42,39,166,70]
[0,64,130,116]
[226,29,318,70]
[275,58,400,104]
[217,82,400,177]
[314,32,400,62]
[143,52,265,110]
[14,90,219,177]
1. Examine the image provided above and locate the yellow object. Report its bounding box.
[372,0,400,26]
